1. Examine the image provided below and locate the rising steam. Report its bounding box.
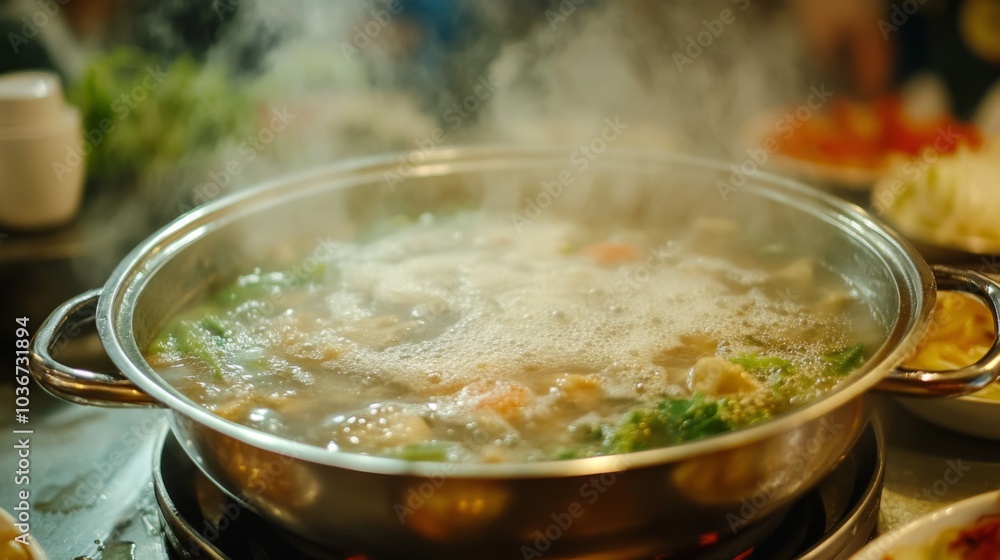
[73,0,820,284]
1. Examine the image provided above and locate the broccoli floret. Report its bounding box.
[660,396,733,441]
[601,394,734,454]
[602,408,675,454]
[554,448,585,460]
[725,398,774,427]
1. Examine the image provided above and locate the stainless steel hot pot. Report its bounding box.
[29,148,1000,559]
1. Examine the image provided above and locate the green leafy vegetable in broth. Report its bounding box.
[145,213,882,462]
[156,314,241,379]
[822,344,867,376]
[215,268,325,307]
[600,394,733,454]
[729,354,795,385]
[728,354,794,374]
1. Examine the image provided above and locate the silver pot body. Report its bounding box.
[30,148,1000,559]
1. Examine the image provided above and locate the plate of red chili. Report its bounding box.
[854,491,1000,560]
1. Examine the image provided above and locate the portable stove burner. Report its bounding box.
[153,422,883,560]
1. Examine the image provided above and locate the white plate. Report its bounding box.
[874,209,1000,257]
[896,394,1000,440]
[853,490,1000,559]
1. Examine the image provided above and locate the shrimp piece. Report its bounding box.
[582,242,640,264]
[460,379,534,420]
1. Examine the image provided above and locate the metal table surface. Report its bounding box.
[2,387,999,560]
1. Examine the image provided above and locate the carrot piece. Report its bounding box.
[461,379,533,420]
[582,242,640,264]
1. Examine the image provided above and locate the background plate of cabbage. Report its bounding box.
[872,142,1000,256]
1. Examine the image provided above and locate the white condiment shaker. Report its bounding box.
[0,71,84,230]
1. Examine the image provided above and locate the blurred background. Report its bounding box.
[1,2,1000,559]
[0,0,998,340]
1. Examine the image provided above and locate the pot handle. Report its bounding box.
[29,289,164,408]
[879,265,1000,397]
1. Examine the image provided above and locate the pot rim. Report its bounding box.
[96,145,936,478]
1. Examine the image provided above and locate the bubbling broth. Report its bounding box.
[145,211,884,462]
